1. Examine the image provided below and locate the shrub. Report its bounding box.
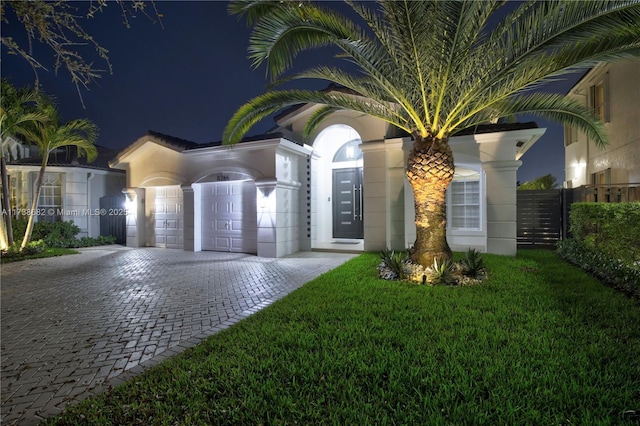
[11,219,117,248]
[459,248,486,278]
[98,235,117,245]
[1,244,22,258]
[569,202,640,265]
[12,219,80,248]
[557,239,640,300]
[21,239,47,255]
[378,249,410,280]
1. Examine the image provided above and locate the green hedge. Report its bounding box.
[558,202,640,300]
[557,239,640,300]
[10,219,117,248]
[569,202,640,264]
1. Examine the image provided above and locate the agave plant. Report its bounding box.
[429,257,457,286]
[379,249,410,280]
[459,248,486,279]
[225,0,640,268]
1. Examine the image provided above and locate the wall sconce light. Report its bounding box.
[346,145,355,160]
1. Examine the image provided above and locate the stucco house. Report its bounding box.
[564,58,640,201]
[111,88,546,258]
[4,136,127,241]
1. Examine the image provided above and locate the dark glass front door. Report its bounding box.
[333,168,363,239]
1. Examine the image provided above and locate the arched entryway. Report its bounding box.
[310,124,364,250]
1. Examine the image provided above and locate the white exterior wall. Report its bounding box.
[7,165,125,239]
[114,137,310,258]
[565,59,640,187]
[115,102,545,257]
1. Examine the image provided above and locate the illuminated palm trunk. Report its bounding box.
[406,135,455,267]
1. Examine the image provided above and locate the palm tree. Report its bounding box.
[19,97,97,251]
[0,79,49,249]
[223,0,640,267]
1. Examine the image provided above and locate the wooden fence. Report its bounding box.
[517,189,563,248]
[517,184,638,248]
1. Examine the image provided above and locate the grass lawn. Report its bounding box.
[46,250,640,425]
[0,247,79,263]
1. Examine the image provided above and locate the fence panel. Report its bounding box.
[517,189,562,248]
[99,195,126,244]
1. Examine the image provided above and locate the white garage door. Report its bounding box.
[146,186,183,249]
[201,181,257,253]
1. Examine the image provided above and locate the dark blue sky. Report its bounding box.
[1,1,585,184]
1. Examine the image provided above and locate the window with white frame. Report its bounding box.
[449,168,481,230]
[37,173,63,222]
[564,125,578,147]
[590,72,610,123]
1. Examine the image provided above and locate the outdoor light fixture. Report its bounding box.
[345,145,355,159]
[123,189,137,215]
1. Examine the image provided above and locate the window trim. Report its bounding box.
[590,72,610,123]
[447,167,483,232]
[36,172,64,223]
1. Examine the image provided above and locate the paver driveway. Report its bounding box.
[0,246,356,425]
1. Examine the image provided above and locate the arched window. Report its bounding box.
[332,139,363,163]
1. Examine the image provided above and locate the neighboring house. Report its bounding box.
[111,89,546,258]
[4,136,127,241]
[564,58,640,201]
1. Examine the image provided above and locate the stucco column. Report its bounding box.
[359,141,387,252]
[123,187,145,247]
[482,160,522,255]
[477,136,522,256]
[385,138,409,250]
[256,178,278,258]
[181,184,201,252]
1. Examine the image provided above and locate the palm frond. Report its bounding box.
[223,89,407,145]
[302,105,342,141]
[227,0,640,146]
[489,93,608,148]
[245,2,363,79]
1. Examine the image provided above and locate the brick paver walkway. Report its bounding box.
[0,246,356,425]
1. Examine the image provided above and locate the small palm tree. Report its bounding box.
[19,96,97,251]
[224,0,640,267]
[0,79,49,248]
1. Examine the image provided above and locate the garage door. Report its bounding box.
[201,181,257,253]
[147,186,183,249]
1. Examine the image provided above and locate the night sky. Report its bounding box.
[1,1,586,185]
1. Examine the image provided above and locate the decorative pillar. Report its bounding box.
[477,136,522,256]
[123,187,145,247]
[359,141,387,252]
[385,138,409,250]
[181,184,201,252]
[482,160,522,255]
[256,178,278,258]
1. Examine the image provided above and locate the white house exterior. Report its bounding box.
[111,97,546,258]
[5,138,127,240]
[564,58,640,193]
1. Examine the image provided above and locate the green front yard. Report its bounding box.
[47,250,639,425]
[0,247,79,263]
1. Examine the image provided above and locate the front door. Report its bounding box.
[333,168,363,239]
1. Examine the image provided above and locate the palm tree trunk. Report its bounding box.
[406,135,455,267]
[1,152,14,246]
[20,159,47,251]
